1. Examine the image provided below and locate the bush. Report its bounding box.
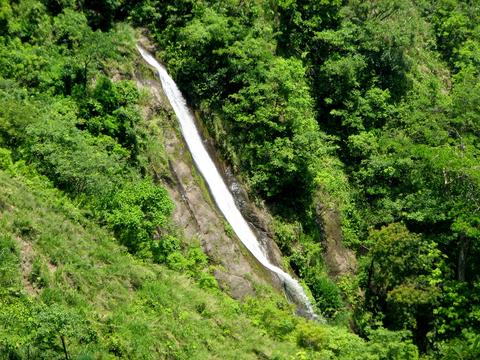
[0,147,12,169]
[308,274,343,318]
[106,179,174,258]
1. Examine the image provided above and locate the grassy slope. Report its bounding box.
[0,168,298,359]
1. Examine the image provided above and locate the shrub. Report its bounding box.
[106,179,174,258]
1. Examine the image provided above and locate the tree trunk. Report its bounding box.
[60,336,69,360]
[365,258,375,306]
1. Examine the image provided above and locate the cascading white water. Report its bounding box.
[138,45,319,320]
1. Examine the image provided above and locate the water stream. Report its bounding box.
[137,45,319,320]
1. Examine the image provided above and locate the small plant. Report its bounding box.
[223,221,234,238]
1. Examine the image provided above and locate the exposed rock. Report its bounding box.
[194,113,285,269]
[134,50,283,299]
[16,236,37,296]
[316,201,357,278]
[224,168,284,268]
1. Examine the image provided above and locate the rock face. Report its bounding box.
[315,201,357,278]
[223,167,285,269]
[134,38,284,299]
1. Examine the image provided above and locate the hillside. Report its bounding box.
[1,0,479,359]
[0,167,296,358]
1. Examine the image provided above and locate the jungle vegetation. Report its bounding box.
[0,0,479,359]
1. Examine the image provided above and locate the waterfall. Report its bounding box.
[137,45,320,320]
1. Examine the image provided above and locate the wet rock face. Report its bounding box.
[192,116,285,270]
[223,167,284,268]
[134,48,282,299]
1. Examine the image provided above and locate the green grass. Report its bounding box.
[0,167,420,360]
[0,168,299,359]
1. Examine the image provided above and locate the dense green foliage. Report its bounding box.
[131,0,480,357]
[0,2,419,353]
[1,0,479,358]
